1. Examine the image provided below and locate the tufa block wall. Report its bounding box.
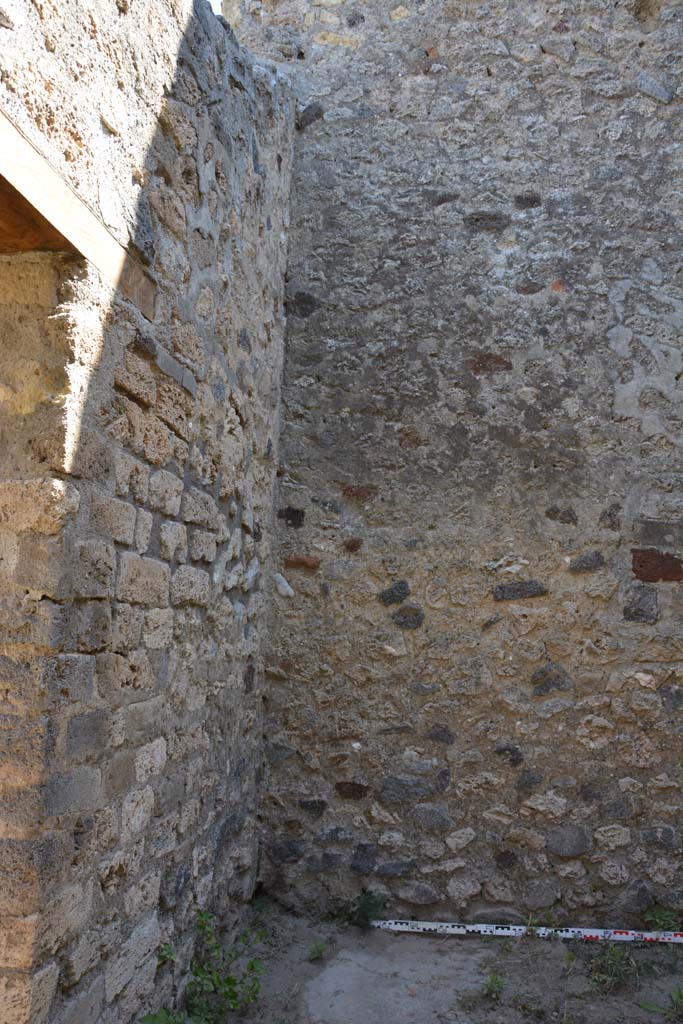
[233,0,683,923]
[0,2,293,1022]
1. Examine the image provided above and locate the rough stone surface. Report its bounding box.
[2,0,683,1017]
[234,0,683,925]
[0,3,293,1021]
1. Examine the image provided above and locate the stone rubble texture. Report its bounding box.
[231,0,683,925]
[0,0,683,1021]
[0,1,293,1022]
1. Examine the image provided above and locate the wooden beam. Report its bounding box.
[0,176,74,253]
[0,108,155,319]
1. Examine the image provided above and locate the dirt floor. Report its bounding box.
[242,904,683,1024]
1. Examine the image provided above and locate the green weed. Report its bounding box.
[482,972,505,1001]
[307,940,328,963]
[139,912,264,1024]
[644,908,680,933]
[346,889,385,930]
[140,1013,186,1024]
[590,943,639,994]
[513,997,546,1020]
[157,943,177,966]
[640,987,683,1021]
[563,949,577,975]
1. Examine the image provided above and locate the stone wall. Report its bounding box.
[0,3,293,1022]
[233,0,683,924]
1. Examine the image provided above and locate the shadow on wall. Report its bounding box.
[0,3,292,1022]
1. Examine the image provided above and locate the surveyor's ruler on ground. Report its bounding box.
[372,919,683,944]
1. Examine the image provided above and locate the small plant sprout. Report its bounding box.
[563,949,577,975]
[347,889,385,930]
[139,1012,186,1024]
[482,972,505,1001]
[668,988,683,1021]
[307,940,328,963]
[590,943,639,993]
[645,907,680,933]
[640,987,683,1021]
[157,943,176,966]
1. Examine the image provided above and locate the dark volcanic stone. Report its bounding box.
[601,798,635,821]
[599,503,622,530]
[412,803,453,833]
[265,742,295,765]
[287,290,320,318]
[495,850,518,870]
[378,579,410,605]
[514,192,542,209]
[623,583,659,624]
[379,775,432,804]
[350,842,377,874]
[634,518,683,549]
[639,826,676,849]
[399,882,441,905]
[493,580,548,601]
[524,878,560,910]
[494,742,524,766]
[569,550,605,573]
[315,826,354,845]
[277,506,305,528]
[305,851,342,873]
[426,724,455,745]
[660,683,683,712]
[298,798,327,819]
[409,682,439,695]
[297,102,324,130]
[579,779,607,803]
[376,860,417,878]
[530,661,573,697]
[617,879,654,915]
[661,890,683,911]
[516,769,543,794]
[463,210,512,232]
[335,781,371,800]
[546,505,578,525]
[391,604,425,629]
[424,190,460,207]
[269,838,306,865]
[243,663,255,693]
[547,825,592,858]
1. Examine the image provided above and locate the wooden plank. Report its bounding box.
[0,108,155,319]
[0,176,74,253]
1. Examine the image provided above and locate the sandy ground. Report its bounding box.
[241,903,683,1024]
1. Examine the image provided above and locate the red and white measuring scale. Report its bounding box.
[372,919,683,944]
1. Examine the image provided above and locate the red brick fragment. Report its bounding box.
[631,548,683,582]
[284,555,321,572]
[467,352,513,374]
[340,484,377,502]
